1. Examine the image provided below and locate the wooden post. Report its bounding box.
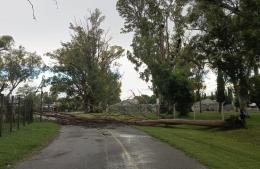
[221,103,225,120]
[173,103,176,119]
[30,99,33,123]
[10,96,14,132]
[23,99,26,126]
[0,94,4,137]
[17,96,21,129]
[40,90,43,122]
[156,98,160,119]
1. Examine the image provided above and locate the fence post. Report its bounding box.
[40,90,43,122]
[17,96,21,129]
[23,98,26,126]
[10,96,14,132]
[0,94,3,137]
[30,99,33,123]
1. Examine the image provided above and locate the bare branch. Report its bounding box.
[53,0,59,9]
[27,0,36,20]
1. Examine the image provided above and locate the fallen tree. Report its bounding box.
[133,119,226,127]
[40,112,227,127]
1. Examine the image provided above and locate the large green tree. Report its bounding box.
[117,0,194,115]
[49,9,124,112]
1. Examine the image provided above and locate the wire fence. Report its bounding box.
[0,94,38,137]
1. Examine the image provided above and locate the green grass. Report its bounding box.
[77,112,159,121]
[0,122,60,169]
[135,112,260,169]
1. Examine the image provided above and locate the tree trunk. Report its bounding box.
[84,98,90,113]
[233,83,240,112]
[239,76,249,115]
[218,102,223,113]
[173,103,176,119]
[254,65,259,76]
[221,103,224,120]
[239,96,248,114]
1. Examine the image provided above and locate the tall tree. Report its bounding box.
[216,69,225,120]
[49,9,124,112]
[117,0,194,115]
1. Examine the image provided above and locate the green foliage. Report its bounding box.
[49,9,123,112]
[0,35,13,51]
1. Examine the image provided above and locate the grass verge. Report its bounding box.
[135,112,260,169]
[0,122,60,169]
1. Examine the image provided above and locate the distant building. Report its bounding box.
[192,99,219,112]
[192,99,235,112]
[108,98,157,114]
[118,98,139,106]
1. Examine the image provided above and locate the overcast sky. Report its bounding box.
[0,0,216,99]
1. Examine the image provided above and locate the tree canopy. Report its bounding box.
[49,9,124,112]
[0,38,43,95]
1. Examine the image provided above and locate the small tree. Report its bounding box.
[152,65,193,117]
[1,46,43,95]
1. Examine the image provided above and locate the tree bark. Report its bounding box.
[221,103,224,120]
[239,96,248,114]
[218,102,222,113]
[84,98,90,113]
[173,103,176,119]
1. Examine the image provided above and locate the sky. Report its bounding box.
[0,0,216,100]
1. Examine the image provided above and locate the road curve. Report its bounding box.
[15,125,207,169]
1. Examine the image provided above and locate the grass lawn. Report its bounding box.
[135,112,260,169]
[77,112,159,121]
[0,122,60,169]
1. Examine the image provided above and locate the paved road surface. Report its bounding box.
[15,125,207,169]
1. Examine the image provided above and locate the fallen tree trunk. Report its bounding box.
[40,112,226,127]
[132,119,226,127]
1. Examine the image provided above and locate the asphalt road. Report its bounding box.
[15,125,207,169]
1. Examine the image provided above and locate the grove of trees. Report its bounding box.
[1,0,259,116]
[117,0,260,115]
